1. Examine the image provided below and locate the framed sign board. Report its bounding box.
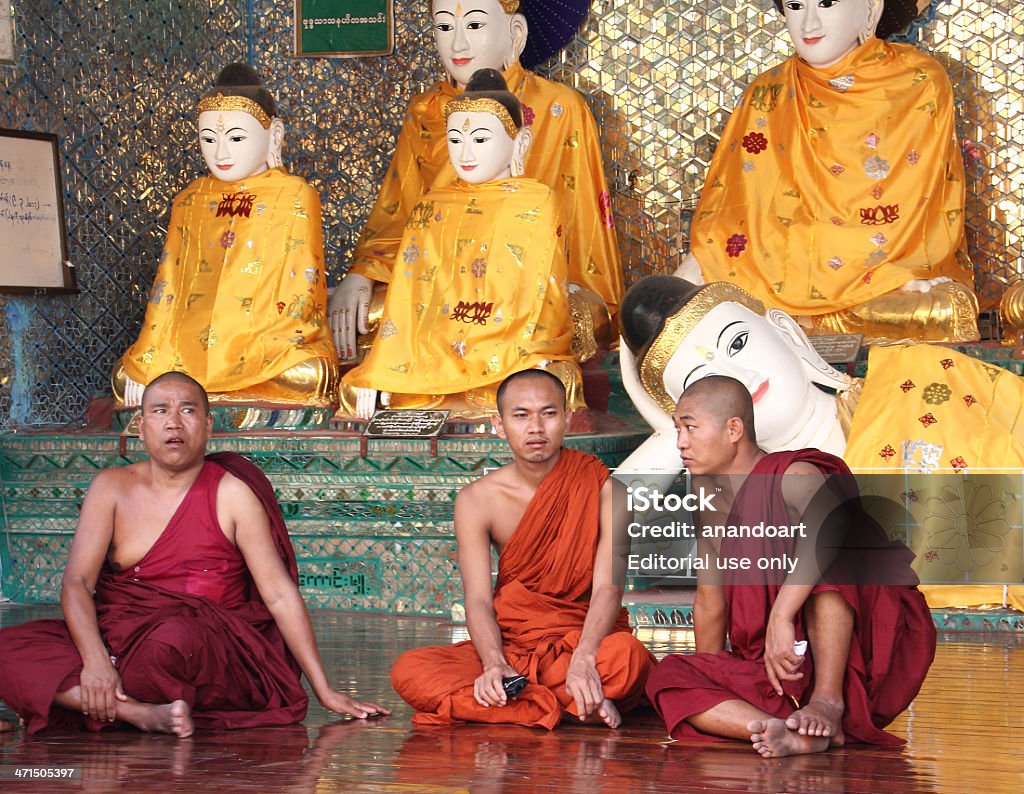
[0,129,75,294]
[0,0,14,66]
[295,0,394,58]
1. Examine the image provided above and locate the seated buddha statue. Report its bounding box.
[675,0,979,344]
[619,274,1024,610]
[340,69,580,419]
[330,0,619,364]
[112,64,338,406]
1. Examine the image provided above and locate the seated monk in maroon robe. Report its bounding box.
[0,372,388,737]
[645,376,935,757]
[391,370,654,729]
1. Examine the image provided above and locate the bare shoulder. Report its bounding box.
[456,464,513,508]
[217,470,264,510]
[783,461,826,477]
[86,462,146,498]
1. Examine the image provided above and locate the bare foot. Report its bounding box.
[596,699,621,729]
[120,698,194,738]
[747,718,830,758]
[785,699,845,746]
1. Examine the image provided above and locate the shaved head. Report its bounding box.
[679,375,756,444]
[496,368,566,416]
[142,371,210,414]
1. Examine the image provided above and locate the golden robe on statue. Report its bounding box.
[691,38,974,321]
[844,344,1024,611]
[350,62,622,318]
[344,178,573,398]
[122,168,336,394]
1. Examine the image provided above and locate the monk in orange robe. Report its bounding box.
[390,370,654,728]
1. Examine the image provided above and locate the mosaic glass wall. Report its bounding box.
[0,0,1021,427]
[0,0,247,428]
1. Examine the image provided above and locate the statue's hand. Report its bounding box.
[619,338,674,432]
[673,252,705,285]
[900,276,952,294]
[355,388,378,420]
[329,273,374,361]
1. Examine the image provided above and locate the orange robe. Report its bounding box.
[350,62,622,318]
[390,448,654,728]
[691,38,972,315]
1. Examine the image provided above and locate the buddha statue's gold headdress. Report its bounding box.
[445,97,520,138]
[622,278,765,415]
[196,63,276,130]
[196,93,272,129]
[444,67,524,138]
[499,0,520,12]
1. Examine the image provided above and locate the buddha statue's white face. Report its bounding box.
[662,302,814,446]
[432,0,525,89]
[198,109,275,183]
[783,0,873,69]
[446,110,518,184]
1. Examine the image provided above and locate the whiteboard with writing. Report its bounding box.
[0,129,76,293]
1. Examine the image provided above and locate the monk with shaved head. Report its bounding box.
[646,375,935,757]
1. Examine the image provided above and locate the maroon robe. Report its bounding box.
[0,452,307,733]
[646,449,936,745]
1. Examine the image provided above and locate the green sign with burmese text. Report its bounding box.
[295,0,393,57]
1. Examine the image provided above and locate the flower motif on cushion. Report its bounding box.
[900,380,915,392]
[921,479,1010,571]
[963,394,977,407]
[865,132,880,149]
[827,257,844,270]
[471,258,487,278]
[871,233,887,247]
[940,358,954,369]
[879,445,896,461]
[829,164,845,177]
[522,105,536,126]
[220,231,236,249]
[725,233,748,257]
[907,149,920,165]
[949,456,968,472]
[919,412,937,427]
[403,244,420,264]
[381,319,398,338]
[742,132,768,154]
[864,156,890,180]
[923,382,952,405]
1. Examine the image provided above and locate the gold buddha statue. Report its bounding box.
[340,69,582,419]
[675,0,979,344]
[112,64,338,406]
[329,0,618,367]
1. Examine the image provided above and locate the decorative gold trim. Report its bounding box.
[196,93,272,129]
[445,97,519,138]
[498,0,520,12]
[638,282,765,414]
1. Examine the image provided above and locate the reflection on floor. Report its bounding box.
[1,605,1021,793]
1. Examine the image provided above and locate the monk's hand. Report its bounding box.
[80,656,127,723]
[329,273,373,361]
[318,689,391,720]
[566,652,604,721]
[474,662,518,708]
[764,615,804,697]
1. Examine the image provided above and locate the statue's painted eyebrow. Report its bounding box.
[717,320,743,347]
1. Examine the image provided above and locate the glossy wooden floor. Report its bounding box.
[1,605,1021,793]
